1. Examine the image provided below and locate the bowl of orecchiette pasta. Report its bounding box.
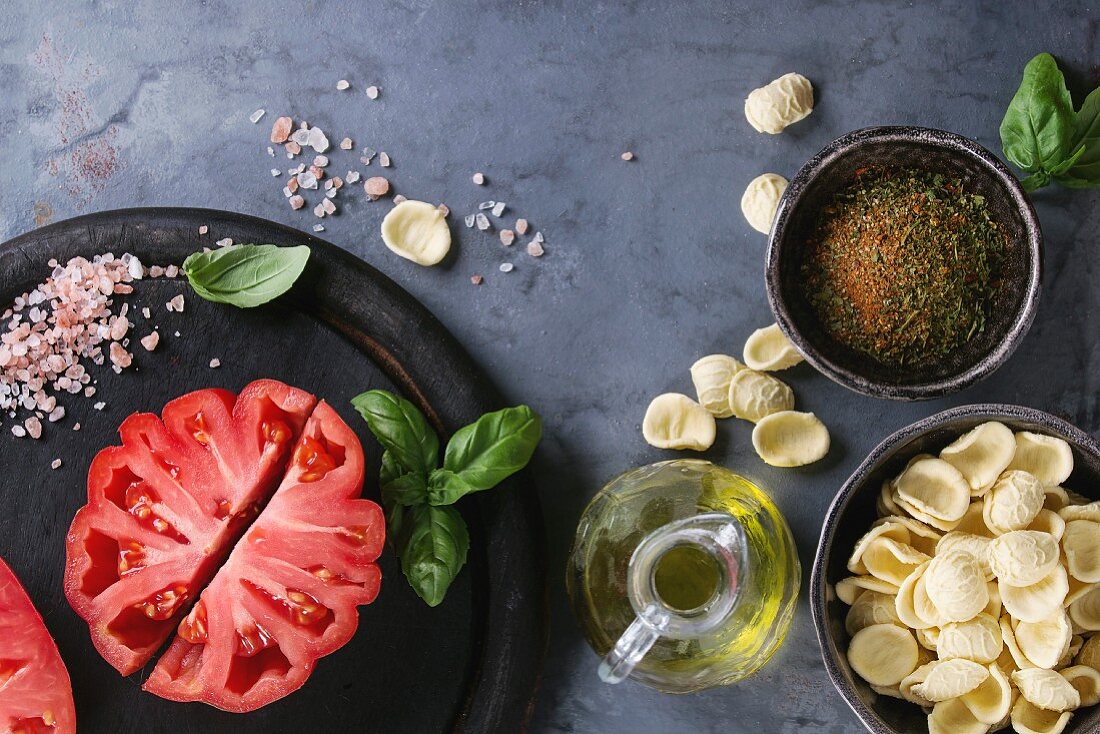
[766,126,1042,401]
[812,404,1100,734]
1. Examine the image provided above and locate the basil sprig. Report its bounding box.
[183,244,310,308]
[352,390,541,606]
[1000,53,1100,191]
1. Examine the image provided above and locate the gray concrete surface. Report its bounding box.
[1,2,1098,732]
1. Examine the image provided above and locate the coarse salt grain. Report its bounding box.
[621,151,634,161]
[471,275,483,285]
[271,116,293,143]
[50,458,62,469]
[198,225,209,235]
[478,201,496,210]
[140,332,160,352]
[500,230,515,246]
[10,425,26,438]
[209,358,221,368]
[336,79,350,90]
[366,85,379,99]
[25,416,42,439]
[365,176,390,199]
[464,214,476,228]
[250,109,266,124]
[289,195,305,210]
[492,202,506,217]
[499,262,514,273]
[475,213,491,231]
[166,294,185,313]
[526,241,545,257]
[346,171,360,183]
[313,155,329,167]
[142,307,151,319]
[271,169,281,177]
[472,172,485,185]
[392,194,408,204]
[93,402,105,411]
[379,152,391,167]
[515,218,529,235]
[216,238,233,248]
[313,224,325,232]
[340,138,353,150]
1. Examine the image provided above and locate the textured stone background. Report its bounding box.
[2,1,1099,732]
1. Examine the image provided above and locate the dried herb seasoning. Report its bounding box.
[799,167,1007,367]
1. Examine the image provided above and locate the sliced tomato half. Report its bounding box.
[144,401,384,712]
[0,557,76,734]
[64,379,316,674]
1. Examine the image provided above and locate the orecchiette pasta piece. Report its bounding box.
[740,175,788,234]
[751,411,829,467]
[642,393,716,451]
[924,549,989,623]
[860,537,930,586]
[914,626,940,652]
[1062,519,1100,583]
[988,530,1061,587]
[1012,669,1081,712]
[1000,565,1069,623]
[1076,635,1100,670]
[845,590,903,636]
[1007,432,1074,486]
[1061,664,1100,707]
[877,480,903,518]
[380,200,452,266]
[1002,614,1037,671]
[847,623,920,686]
[960,663,1013,725]
[910,658,989,701]
[1066,578,1097,608]
[1057,500,1100,523]
[891,490,963,532]
[1069,586,1100,631]
[742,323,802,371]
[743,72,813,134]
[928,697,990,734]
[848,521,911,574]
[984,580,1003,618]
[899,662,937,706]
[895,561,939,629]
[956,500,995,537]
[1044,486,1071,512]
[990,686,1019,733]
[835,575,899,606]
[939,421,1016,495]
[1013,610,1073,670]
[874,514,942,556]
[937,531,993,580]
[894,457,971,524]
[727,369,794,423]
[869,683,904,700]
[937,613,1003,664]
[984,470,1046,535]
[689,354,745,418]
[1011,696,1073,734]
[1027,509,1066,542]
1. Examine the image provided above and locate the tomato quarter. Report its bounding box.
[0,557,76,734]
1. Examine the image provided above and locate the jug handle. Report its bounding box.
[598,603,670,684]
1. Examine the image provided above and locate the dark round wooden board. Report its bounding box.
[0,208,546,733]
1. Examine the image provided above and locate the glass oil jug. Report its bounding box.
[566,459,800,693]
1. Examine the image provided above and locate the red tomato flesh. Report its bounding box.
[64,380,385,712]
[0,557,77,734]
[144,402,384,712]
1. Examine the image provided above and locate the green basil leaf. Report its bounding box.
[442,405,541,493]
[426,468,477,506]
[379,450,404,486]
[383,471,430,506]
[378,451,409,542]
[1048,143,1086,176]
[1020,171,1051,192]
[397,504,469,607]
[351,390,439,475]
[1061,86,1100,185]
[999,53,1076,175]
[182,244,310,308]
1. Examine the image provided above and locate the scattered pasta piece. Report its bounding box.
[380,200,452,266]
[744,72,814,134]
[1011,695,1073,734]
[1063,519,1100,583]
[911,658,989,701]
[743,323,803,371]
[1061,665,1100,707]
[689,354,745,418]
[984,470,1046,535]
[641,393,716,451]
[847,623,920,686]
[1012,668,1081,712]
[728,369,794,423]
[939,421,1016,494]
[751,411,829,467]
[740,174,788,234]
[988,530,1061,587]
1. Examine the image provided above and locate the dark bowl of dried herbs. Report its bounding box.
[766,126,1042,400]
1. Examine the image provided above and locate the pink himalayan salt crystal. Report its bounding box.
[140,332,160,352]
[109,342,132,369]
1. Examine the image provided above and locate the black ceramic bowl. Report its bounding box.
[811,404,1100,734]
[766,126,1042,400]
